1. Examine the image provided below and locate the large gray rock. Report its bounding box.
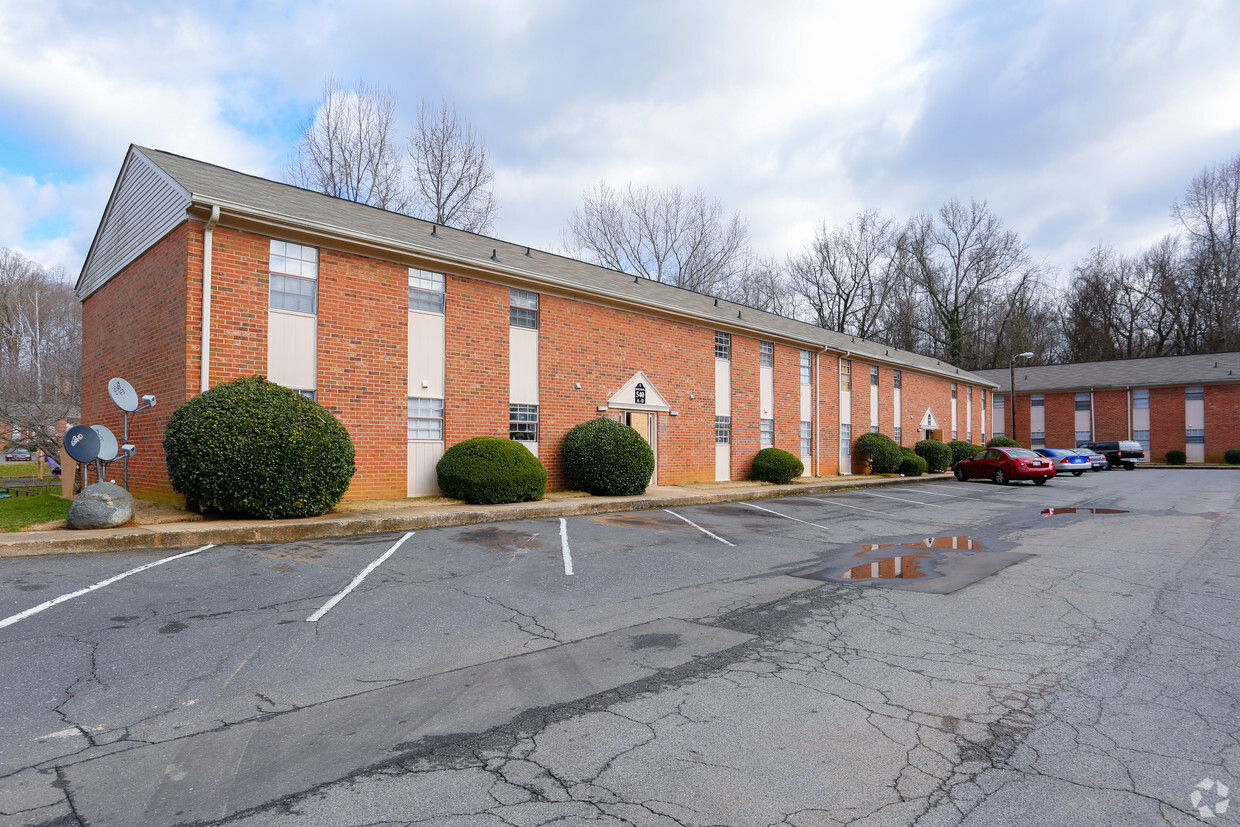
[67,482,135,529]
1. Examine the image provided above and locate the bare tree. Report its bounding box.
[724,254,794,316]
[0,249,80,455]
[788,209,899,339]
[897,198,1044,368]
[562,181,751,295]
[1173,154,1240,352]
[287,78,409,212]
[408,100,497,234]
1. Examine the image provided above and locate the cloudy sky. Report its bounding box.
[2,0,1239,286]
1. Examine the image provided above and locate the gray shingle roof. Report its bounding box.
[973,351,1240,393]
[128,146,997,388]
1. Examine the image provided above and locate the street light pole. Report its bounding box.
[1010,352,1034,446]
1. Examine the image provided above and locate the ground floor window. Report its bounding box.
[894,426,902,444]
[840,423,851,461]
[1031,431,1045,448]
[1075,430,1091,445]
[295,389,317,401]
[510,404,538,441]
[408,397,444,439]
[800,421,812,456]
[1134,429,1150,452]
[760,418,774,448]
[716,416,730,444]
[1187,428,1205,444]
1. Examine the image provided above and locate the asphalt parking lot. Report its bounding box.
[2,469,1237,826]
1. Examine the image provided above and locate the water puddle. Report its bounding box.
[854,536,984,554]
[1040,508,1128,516]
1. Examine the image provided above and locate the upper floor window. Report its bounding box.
[800,350,812,384]
[870,365,879,386]
[993,395,1005,409]
[409,268,445,313]
[1186,386,1204,401]
[1133,389,1150,409]
[951,383,957,399]
[840,359,851,391]
[893,370,901,389]
[715,331,731,360]
[509,288,539,328]
[269,240,318,314]
[1075,392,1091,411]
[760,341,774,367]
[1031,394,1044,408]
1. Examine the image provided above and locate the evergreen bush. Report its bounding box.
[751,448,804,484]
[914,439,952,473]
[562,417,655,496]
[1165,449,1187,465]
[855,432,903,473]
[436,437,547,504]
[986,436,1020,448]
[900,447,927,476]
[1225,449,1240,465]
[949,440,984,466]
[163,376,355,518]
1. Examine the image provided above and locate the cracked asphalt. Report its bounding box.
[1,470,1237,826]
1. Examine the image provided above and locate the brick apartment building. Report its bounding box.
[974,353,1240,463]
[77,146,998,503]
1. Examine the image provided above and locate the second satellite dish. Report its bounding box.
[63,425,100,463]
[91,425,120,462]
[108,377,139,412]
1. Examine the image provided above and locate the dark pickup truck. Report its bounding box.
[1079,440,1145,470]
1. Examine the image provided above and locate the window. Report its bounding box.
[993,395,1005,410]
[1075,392,1091,411]
[1031,431,1046,447]
[893,370,901,389]
[269,241,319,314]
[1134,429,1150,451]
[894,426,902,444]
[1075,430,1091,444]
[870,425,879,433]
[800,421,812,456]
[407,397,444,440]
[981,389,986,406]
[509,288,539,328]
[296,389,317,402]
[409,269,445,313]
[840,423,851,459]
[1133,389,1150,409]
[715,331,731,360]
[715,416,731,444]
[509,404,538,441]
[967,387,972,402]
[800,350,811,384]
[1187,428,1205,444]
[951,430,958,440]
[760,341,774,367]
[760,418,774,447]
[1186,386,1204,401]
[1031,394,1044,408]
[840,359,851,391]
[951,383,957,399]
[870,365,878,386]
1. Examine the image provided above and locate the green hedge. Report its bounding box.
[900,447,927,476]
[986,436,1020,448]
[1165,449,1187,465]
[436,437,547,504]
[751,448,804,484]
[855,432,902,474]
[949,440,984,466]
[915,439,952,473]
[1225,449,1240,465]
[562,417,655,496]
[163,376,355,518]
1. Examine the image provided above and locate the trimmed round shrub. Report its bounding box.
[900,447,927,476]
[1225,449,1240,465]
[855,432,903,474]
[562,417,655,496]
[986,436,1020,448]
[915,439,952,473]
[436,437,547,504]
[1165,449,1187,465]
[949,440,984,466]
[751,448,804,484]
[164,376,355,518]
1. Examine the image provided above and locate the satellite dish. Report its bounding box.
[63,425,101,463]
[108,377,139,412]
[91,425,120,462]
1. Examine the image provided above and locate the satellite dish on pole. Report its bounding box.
[91,425,120,462]
[64,426,101,463]
[108,377,140,412]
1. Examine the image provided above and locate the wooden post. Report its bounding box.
[61,454,77,499]
[37,449,45,481]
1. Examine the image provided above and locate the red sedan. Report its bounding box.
[954,447,1055,485]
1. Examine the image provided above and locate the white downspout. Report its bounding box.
[201,205,220,392]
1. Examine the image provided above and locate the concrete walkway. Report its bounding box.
[0,474,951,558]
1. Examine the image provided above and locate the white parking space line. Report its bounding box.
[853,490,945,507]
[743,502,832,531]
[560,518,574,576]
[0,544,216,630]
[663,509,735,546]
[899,487,977,499]
[802,496,892,517]
[307,533,412,622]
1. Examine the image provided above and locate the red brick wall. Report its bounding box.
[81,224,191,502]
[444,275,509,447]
[818,355,840,474]
[1205,385,1240,462]
[318,249,407,499]
[773,344,801,460]
[1093,390,1129,441]
[538,295,715,487]
[1044,392,1074,447]
[729,335,760,480]
[198,226,269,384]
[1150,387,1185,462]
[901,370,952,445]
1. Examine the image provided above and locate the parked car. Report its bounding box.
[1080,440,1145,470]
[954,447,1056,485]
[1034,448,1092,476]
[1069,447,1108,472]
[4,448,31,462]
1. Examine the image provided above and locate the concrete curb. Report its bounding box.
[0,474,953,558]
